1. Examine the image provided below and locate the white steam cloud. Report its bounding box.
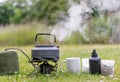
[51,0,120,42]
[51,1,92,42]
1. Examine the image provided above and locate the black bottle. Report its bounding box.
[89,49,101,74]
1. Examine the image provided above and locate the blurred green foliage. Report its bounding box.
[0,0,68,25]
[64,32,88,44]
[0,27,36,45]
[64,17,112,44]
[0,4,13,25]
[0,23,48,46]
[86,17,111,44]
[0,0,119,44]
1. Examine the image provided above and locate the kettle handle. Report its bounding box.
[35,33,56,43]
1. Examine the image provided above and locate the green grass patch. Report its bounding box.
[0,23,48,46]
[0,44,120,82]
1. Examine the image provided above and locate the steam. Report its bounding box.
[89,0,120,12]
[51,0,120,42]
[1,0,120,43]
[51,1,92,42]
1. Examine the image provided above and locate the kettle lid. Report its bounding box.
[35,44,55,47]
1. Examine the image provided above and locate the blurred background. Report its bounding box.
[0,0,120,46]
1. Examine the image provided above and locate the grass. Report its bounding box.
[0,44,120,82]
[0,23,49,46]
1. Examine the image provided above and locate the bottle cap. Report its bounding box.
[91,49,98,57]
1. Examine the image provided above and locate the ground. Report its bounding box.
[0,44,120,82]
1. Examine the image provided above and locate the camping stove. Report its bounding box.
[31,33,59,74]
